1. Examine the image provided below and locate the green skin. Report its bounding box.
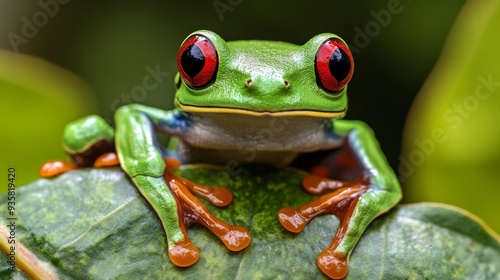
[63,30,401,276]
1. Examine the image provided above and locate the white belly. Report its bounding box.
[176,112,343,166]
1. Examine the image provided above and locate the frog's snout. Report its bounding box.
[244,76,290,95]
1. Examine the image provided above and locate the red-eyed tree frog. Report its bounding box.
[41,30,402,279]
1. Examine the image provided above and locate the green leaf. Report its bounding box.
[0,167,499,279]
[0,50,97,190]
[402,0,500,233]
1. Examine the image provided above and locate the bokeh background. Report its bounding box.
[1,1,499,233]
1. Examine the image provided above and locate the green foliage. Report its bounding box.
[402,0,500,233]
[0,167,498,279]
[0,51,96,190]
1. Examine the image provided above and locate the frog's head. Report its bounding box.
[174,30,354,119]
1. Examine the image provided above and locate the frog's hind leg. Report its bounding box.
[284,120,401,279]
[40,115,115,177]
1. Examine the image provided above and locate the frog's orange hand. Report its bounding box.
[278,174,369,278]
[163,167,250,261]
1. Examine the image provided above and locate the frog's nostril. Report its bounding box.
[245,78,289,93]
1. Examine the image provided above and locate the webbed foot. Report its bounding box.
[278,171,371,279]
[39,151,122,177]
[39,160,79,177]
[160,167,251,266]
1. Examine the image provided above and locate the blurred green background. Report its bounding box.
[1,1,498,233]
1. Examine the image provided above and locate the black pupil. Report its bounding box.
[329,48,351,82]
[181,44,205,78]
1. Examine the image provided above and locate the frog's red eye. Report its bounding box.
[177,35,218,89]
[315,38,354,93]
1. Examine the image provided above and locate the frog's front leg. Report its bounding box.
[279,120,402,279]
[115,104,251,266]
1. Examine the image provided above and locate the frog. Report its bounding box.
[40,30,402,279]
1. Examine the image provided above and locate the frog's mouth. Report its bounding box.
[176,100,346,118]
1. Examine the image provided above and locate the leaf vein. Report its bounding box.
[378,222,388,280]
[56,196,138,252]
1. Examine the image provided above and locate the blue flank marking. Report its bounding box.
[156,111,189,162]
[158,110,193,133]
[171,111,193,132]
[325,120,343,141]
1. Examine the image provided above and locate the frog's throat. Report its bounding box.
[177,102,346,118]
